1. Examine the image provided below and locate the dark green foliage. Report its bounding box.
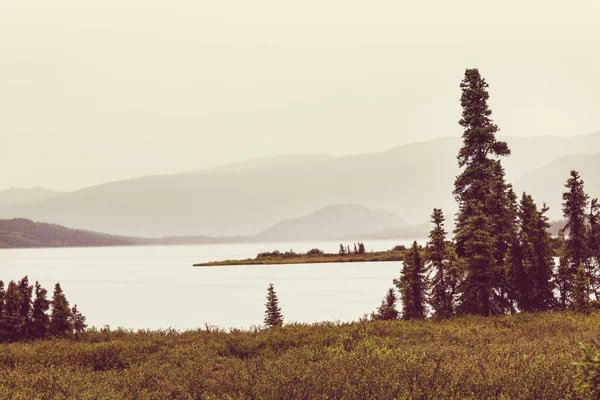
[511,194,556,312]
[264,283,283,328]
[575,343,600,399]
[71,304,87,335]
[573,265,590,313]
[31,281,50,339]
[587,198,600,301]
[560,170,592,308]
[456,202,497,316]
[17,276,33,339]
[257,249,298,259]
[427,208,454,318]
[395,241,427,320]
[358,242,366,254]
[339,244,346,255]
[50,282,73,338]
[372,288,399,321]
[306,248,325,255]
[453,69,512,316]
[3,281,24,341]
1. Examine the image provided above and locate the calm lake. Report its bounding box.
[0,239,418,330]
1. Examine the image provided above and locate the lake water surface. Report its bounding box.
[0,239,417,330]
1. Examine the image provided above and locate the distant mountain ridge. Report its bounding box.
[0,187,61,207]
[0,132,598,237]
[254,204,409,241]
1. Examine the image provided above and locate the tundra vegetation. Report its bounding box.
[2,69,600,398]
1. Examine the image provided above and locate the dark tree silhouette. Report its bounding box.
[264,283,283,328]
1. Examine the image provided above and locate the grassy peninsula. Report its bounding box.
[194,246,407,267]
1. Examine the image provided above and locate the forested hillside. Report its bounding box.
[0,218,141,248]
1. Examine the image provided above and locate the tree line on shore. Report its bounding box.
[0,277,86,342]
[264,69,600,327]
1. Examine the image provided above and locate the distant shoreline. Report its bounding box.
[194,249,406,267]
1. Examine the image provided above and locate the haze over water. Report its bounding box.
[0,240,416,330]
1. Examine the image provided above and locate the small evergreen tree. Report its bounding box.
[372,288,400,321]
[3,281,24,341]
[31,281,51,339]
[427,208,453,319]
[17,276,33,339]
[395,241,427,320]
[71,304,87,336]
[50,283,73,337]
[339,244,346,255]
[264,283,283,328]
[358,242,366,254]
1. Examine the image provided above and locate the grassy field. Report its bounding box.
[1,311,599,399]
[194,249,406,266]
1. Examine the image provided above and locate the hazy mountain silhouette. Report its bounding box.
[253,204,408,241]
[514,153,600,219]
[0,187,62,207]
[0,132,598,237]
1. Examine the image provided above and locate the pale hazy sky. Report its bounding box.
[1,0,599,191]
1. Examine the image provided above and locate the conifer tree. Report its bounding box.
[456,202,496,316]
[512,194,556,312]
[50,283,73,337]
[395,241,427,320]
[264,283,283,328]
[587,198,600,301]
[3,281,24,341]
[372,288,400,321]
[427,208,453,318]
[71,304,87,335]
[31,281,51,339]
[17,276,33,339]
[573,265,590,312]
[560,170,590,306]
[453,69,511,315]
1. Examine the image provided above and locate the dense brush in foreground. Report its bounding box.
[0,312,599,399]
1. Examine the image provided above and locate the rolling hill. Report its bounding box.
[0,132,598,237]
[253,204,408,241]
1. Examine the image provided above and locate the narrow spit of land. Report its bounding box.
[194,249,407,266]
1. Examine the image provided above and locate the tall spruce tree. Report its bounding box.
[453,69,511,316]
[372,288,400,321]
[395,241,427,320]
[560,170,590,307]
[50,283,73,337]
[264,283,283,328]
[4,281,24,341]
[17,276,33,340]
[427,208,453,318]
[512,194,556,312]
[31,281,51,339]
